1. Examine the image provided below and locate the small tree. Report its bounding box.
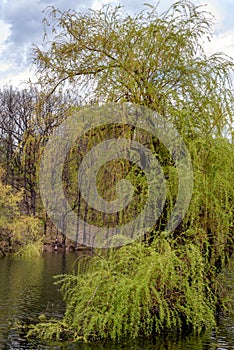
[0,166,42,256]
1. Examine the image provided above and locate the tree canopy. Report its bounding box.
[33,0,233,137]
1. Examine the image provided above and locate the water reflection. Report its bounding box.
[0,253,233,350]
[0,252,78,349]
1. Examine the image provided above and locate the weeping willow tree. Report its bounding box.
[30,0,234,342]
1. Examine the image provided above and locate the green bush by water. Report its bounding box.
[28,238,218,342]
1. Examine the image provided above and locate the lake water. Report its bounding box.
[0,252,233,349]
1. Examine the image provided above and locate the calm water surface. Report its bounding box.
[0,253,233,350]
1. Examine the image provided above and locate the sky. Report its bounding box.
[0,0,233,88]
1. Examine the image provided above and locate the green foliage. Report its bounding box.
[29,238,217,342]
[184,136,234,270]
[9,216,43,255]
[14,240,43,258]
[217,257,234,316]
[0,166,43,255]
[27,319,74,342]
[27,122,233,343]
[34,0,233,138]
[9,215,43,245]
[28,0,234,343]
[0,167,23,224]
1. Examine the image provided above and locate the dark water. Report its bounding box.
[0,253,233,350]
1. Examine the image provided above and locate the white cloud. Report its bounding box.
[198,0,223,23]
[0,67,36,88]
[199,0,234,33]
[0,20,10,44]
[92,0,116,10]
[206,30,234,59]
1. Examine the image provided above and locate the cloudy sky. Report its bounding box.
[0,0,233,88]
